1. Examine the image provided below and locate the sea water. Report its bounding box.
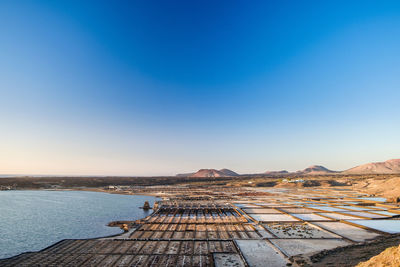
[0,190,158,259]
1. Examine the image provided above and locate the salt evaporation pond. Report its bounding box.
[354,197,387,202]
[347,219,400,234]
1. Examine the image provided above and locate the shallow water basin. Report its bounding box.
[347,219,400,234]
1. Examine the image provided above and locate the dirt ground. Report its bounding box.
[356,244,400,267]
[291,234,400,267]
[352,176,400,202]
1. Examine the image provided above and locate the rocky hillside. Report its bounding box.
[190,169,237,177]
[176,159,400,177]
[344,159,400,174]
[219,169,239,176]
[297,165,336,175]
[177,169,239,177]
[264,170,289,175]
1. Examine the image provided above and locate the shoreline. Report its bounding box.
[53,187,162,198]
[0,187,161,198]
[2,183,400,266]
[0,190,158,260]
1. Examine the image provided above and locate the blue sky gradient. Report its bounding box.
[1,0,399,175]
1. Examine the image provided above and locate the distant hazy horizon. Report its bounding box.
[1,157,399,177]
[1,1,399,176]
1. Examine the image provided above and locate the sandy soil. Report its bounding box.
[291,234,400,267]
[352,176,400,202]
[356,244,400,267]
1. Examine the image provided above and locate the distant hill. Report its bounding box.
[264,170,289,175]
[297,165,336,175]
[191,169,239,177]
[344,159,400,174]
[176,172,195,177]
[219,169,239,176]
[177,169,239,177]
[176,159,400,177]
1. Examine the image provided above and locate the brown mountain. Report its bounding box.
[344,159,400,174]
[264,170,289,175]
[297,165,336,175]
[219,169,239,176]
[176,159,400,177]
[187,169,238,178]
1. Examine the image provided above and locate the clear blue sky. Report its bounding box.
[1,0,399,175]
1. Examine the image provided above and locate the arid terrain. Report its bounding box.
[2,163,400,266]
[3,0,399,265]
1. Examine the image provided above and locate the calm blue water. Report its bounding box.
[0,190,158,259]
